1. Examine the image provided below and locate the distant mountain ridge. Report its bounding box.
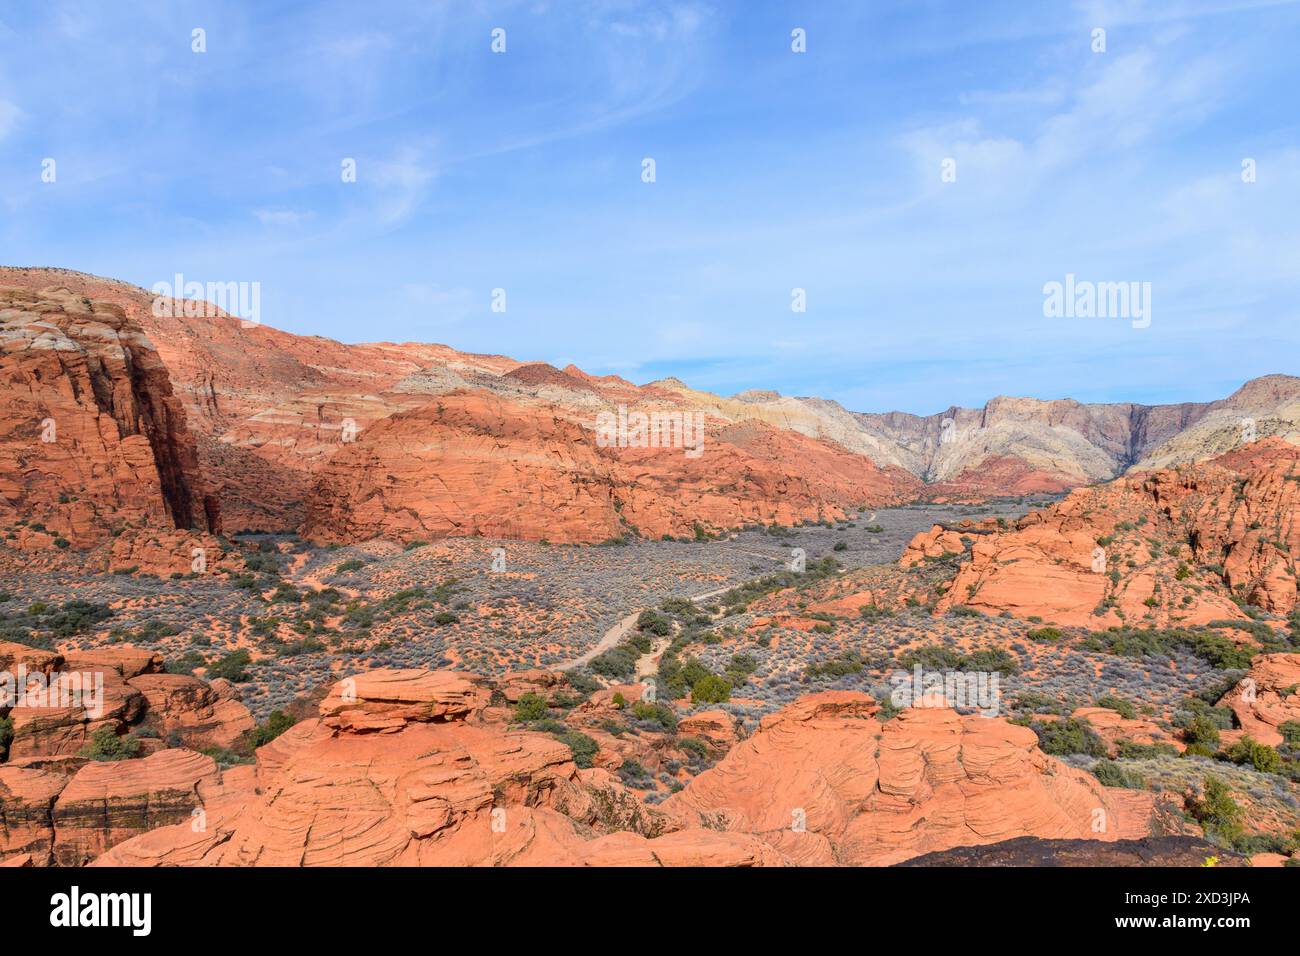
[2,266,1297,543]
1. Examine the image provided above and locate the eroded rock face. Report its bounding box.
[0,749,217,866]
[303,393,917,545]
[74,674,1186,868]
[911,440,1300,626]
[1218,654,1300,747]
[93,669,779,867]
[0,286,216,546]
[2,646,253,768]
[661,691,1165,866]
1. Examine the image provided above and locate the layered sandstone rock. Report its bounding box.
[1,645,253,764]
[50,748,219,865]
[0,285,217,546]
[94,670,777,867]
[303,392,917,546]
[0,748,218,866]
[913,441,1300,626]
[1218,654,1300,748]
[127,674,255,751]
[662,691,1166,866]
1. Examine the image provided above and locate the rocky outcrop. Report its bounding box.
[0,286,217,546]
[303,392,917,546]
[913,440,1300,626]
[0,748,218,866]
[1218,654,1300,748]
[127,674,255,751]
[662,691,1170,866]
[2,646,253,762]
[93,669,779,867]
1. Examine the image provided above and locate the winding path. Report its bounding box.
[554,583,735,673]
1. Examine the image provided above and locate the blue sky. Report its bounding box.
[1,0,1297,414]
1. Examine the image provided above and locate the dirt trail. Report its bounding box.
[558,583,735,676]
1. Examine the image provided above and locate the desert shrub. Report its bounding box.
[676,736,709,759]
[1082,627,1254,670]
[1188,776,1245,847]
[1092,759,1146,789]
[1027,627,1064,643]
[554,731,598,769]
[249,710,296,748]
[631,700,676,730]
[564,671,601,696]
[805,651,866,679]
[897,645,964,670]
[1096,694,1136,720]
[208,649,252,682]
[1114,740,1180,759]
[636,609,672,636]
[590,644,640,681]
[1225,737,1283,775]
[1032,718,1108,757]
[691,674,731,705]
[79,727,141,762]
[513,692,550,722]
[334,559,365,573]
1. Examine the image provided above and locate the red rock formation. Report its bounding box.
[0,286,216,546]
[1218,654,1300,747]
[303,392,916,545]
[93,670,779,867]
[0,748,218,866]
[910,441,1300,626]
[1,646,253,764]
[662,691,1171,866]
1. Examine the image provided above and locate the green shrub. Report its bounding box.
[1032,718,1108,757]
[79,726,141,762]
[554,731,598,768]
[690,674,731,705]
[636,609,672,636]
[248,710,296,748]
[1027,626,1064,643]
[207,649,252,682]
[1225,737,1283,775]
[1188,776,1245,847]
[1092,759,1146,789]
[513,693,550,722]
[1096,694,1136,720]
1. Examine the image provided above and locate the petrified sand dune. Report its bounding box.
[1218,653,1300,747]
[662,691,1165,866]
[906,439,1300,626]
[87,675,1169,868]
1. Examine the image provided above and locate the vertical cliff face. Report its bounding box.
[0,286,216,545]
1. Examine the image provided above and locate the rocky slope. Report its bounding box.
[1,267,1295,547]
[84,671,1176,867]
[0,642,254,865]
[0,285,217,546]
[900,438,1300,627]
